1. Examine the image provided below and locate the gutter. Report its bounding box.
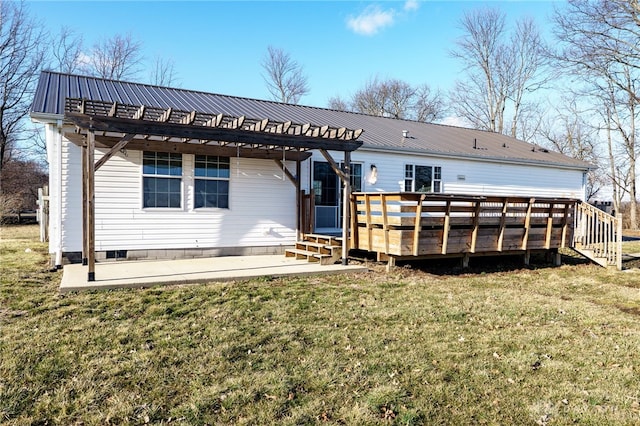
[358,146,595,172]
[31,112,64,124]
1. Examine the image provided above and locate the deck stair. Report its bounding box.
[285,234,342,265]
[573,201,622,270]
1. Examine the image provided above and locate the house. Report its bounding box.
[31,71,593,270]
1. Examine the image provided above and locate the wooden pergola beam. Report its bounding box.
[94,133,135,171]
[132,105,145,120]
[65,133,313,161]
[66,113,363,152]
[273,159,297,185]
[319,149,347,182]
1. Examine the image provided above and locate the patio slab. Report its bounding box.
[60,255,369,292]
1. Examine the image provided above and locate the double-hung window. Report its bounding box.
[194,155,230,209]
[404,164,442,193]
[143,152,182,208]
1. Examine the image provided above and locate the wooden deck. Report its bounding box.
[349,192,580,267]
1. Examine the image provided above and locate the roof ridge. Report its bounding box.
[39,70,468,129]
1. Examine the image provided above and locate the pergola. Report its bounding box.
[63,98,363,281]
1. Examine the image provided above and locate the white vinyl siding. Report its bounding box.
[90,152,295,251]
[56,139,587,253]
[60,137,83,253]
[305,150,586,201]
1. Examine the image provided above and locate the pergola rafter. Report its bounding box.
[67,98,363,149]
[64,97,363,281]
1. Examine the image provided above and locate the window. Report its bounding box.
[404,164,442,193]
[143,152,182,208]
[194,155,230,208]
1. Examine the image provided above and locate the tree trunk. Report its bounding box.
[629,98,638,230]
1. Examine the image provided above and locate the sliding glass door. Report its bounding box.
[312,162,362,232]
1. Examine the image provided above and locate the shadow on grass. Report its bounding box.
[350,249,592,276]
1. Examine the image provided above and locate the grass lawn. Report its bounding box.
[2,225,640,425]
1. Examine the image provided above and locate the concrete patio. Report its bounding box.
[60,255,369,293]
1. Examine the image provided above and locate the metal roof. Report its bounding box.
[31,71,591,170]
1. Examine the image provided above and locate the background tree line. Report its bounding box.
[2,0,640,228]
[0,1,176,221]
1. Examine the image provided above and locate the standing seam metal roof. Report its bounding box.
[31,71,591,170]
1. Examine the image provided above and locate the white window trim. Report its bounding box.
[404,163,442,193]
[193,155,231,210]
[141,151,184,210]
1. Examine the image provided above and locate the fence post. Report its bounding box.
[617,213,623,271]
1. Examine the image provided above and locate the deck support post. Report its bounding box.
[413,194,426,256]
[341,151,351,266]
[462,253,470,269]
[386,255,396,272]
[553,249,562,266]
[524,249,531,266]
[365,194,372,250]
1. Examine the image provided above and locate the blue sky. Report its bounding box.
[31,1,561,109]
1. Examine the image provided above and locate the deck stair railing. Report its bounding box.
[573,201,622,270]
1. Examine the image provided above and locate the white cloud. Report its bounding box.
[403,0,420,12]
[346,5,395,36]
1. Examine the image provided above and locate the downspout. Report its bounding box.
[55,120,63,268]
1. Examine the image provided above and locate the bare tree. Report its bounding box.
[450,8,547,138]
[552,0,640,227]
[261,46,309,104]
[0,1,47,176]
[149,56,179,86]
[340,77,444,122]
[52,26,84,74]
[327,95,349,111]
[0,158,47,223]
[537,96,604,200]
[87,33,143,80]
[352,78,389,116]
[413,84,446,122]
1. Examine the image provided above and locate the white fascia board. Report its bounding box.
[358,146,594,172]
[30,112,64,124]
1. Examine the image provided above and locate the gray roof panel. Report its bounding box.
[31,71,591,170]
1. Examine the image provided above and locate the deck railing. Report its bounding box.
[573,201,622,269]
[350,193,576,258]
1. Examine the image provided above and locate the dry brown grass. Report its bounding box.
[2,225,640,425]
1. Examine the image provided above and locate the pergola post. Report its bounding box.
[81,141,88,266]
[342,151,351,265]
[295,158,302,241]
[86,129,96,282]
